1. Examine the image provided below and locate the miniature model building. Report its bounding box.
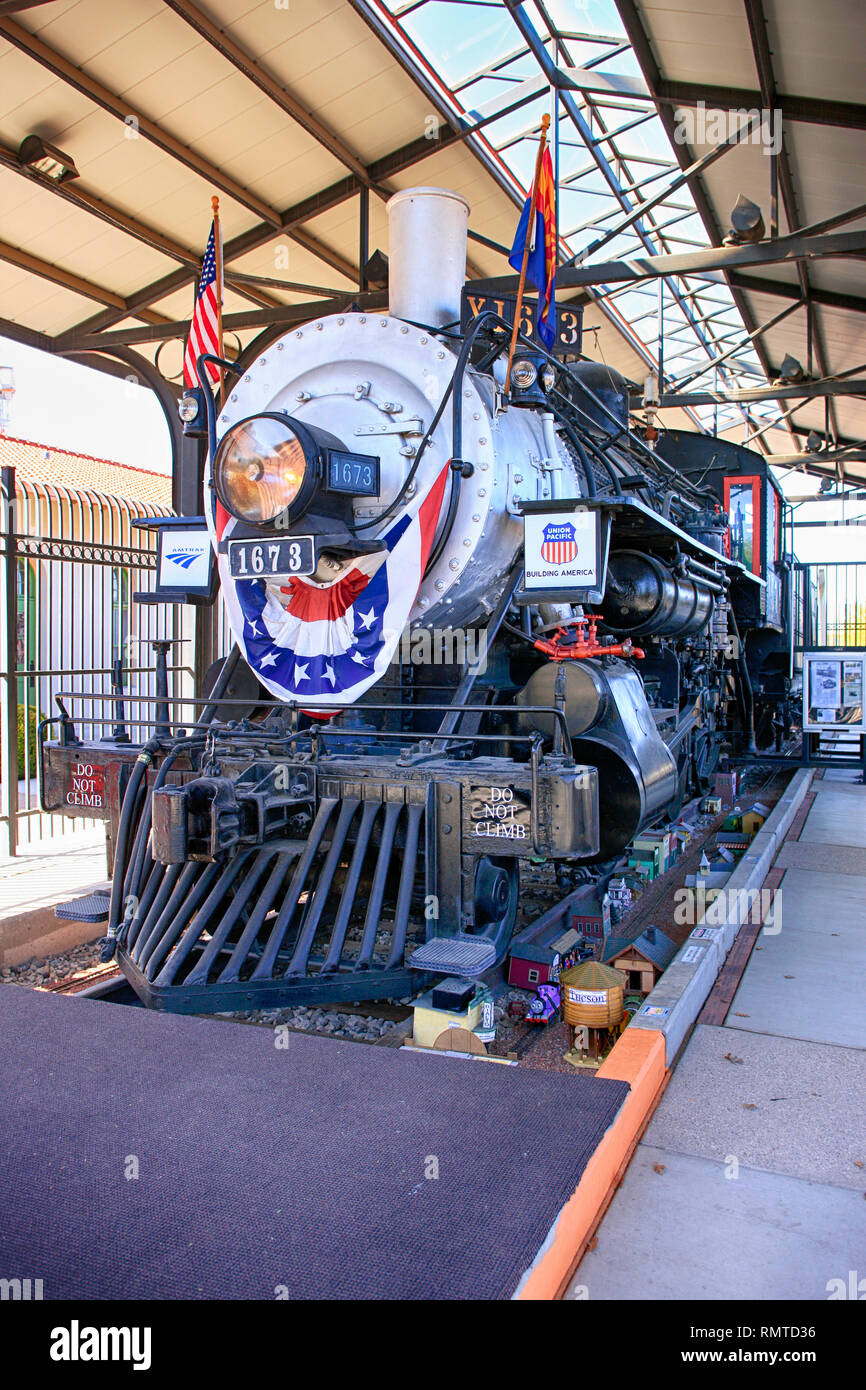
[569,894,611,944]
[721,801,768,836]
[607,878,632,926]
[507,927,586,989]
[603,925,678,995]
[672,824,693,858]
[713,770,740,808]
[741,803,769,835]
[412,978,495,1053]
[715,830,752,856]
[628,844,660,880]
[633,829,673,873]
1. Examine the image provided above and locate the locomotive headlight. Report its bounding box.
[510,358,538,390]
[177,386,208,437]
[213,414,311,523]
[178,393,200,423]
[540,364,557,392]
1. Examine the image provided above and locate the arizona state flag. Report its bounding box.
[508,145,556,349]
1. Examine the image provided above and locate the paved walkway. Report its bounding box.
[568,771,866,1300]
[0,829,107,919]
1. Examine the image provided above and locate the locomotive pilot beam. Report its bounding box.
[42,186,798,1014]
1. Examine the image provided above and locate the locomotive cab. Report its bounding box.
[656,430,793,745]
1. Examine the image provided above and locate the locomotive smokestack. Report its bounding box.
[386,187,470,327]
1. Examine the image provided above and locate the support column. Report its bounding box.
[0,467,19,855]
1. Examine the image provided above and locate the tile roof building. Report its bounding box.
[0,437,172,510]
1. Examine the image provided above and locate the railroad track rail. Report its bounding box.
[41,963,125,997]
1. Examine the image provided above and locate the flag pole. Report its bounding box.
[505,112,550,395]
[211,194,225,407]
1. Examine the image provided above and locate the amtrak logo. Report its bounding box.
[166,548,205,569]
[540,522,578,565]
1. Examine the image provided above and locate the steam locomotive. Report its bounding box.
[42,188,794,1013]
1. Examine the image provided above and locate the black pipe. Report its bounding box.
[122,740,206,915]
[434,560,524,741]
[99,737,160,960]
[559,411,630,497]
[354,310,500,539]
[728,608,757,754]
[196,645,242,727]
[425,311,504,568]
[195,351,242,463]
[109,642,238,963]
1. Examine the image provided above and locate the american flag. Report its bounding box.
[183,220,221,388]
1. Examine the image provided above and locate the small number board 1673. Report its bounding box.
[228,535,315,579]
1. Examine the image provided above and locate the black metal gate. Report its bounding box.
[0,466,184,854]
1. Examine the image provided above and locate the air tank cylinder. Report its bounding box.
[601,550,713,638]
[386,187,470,327]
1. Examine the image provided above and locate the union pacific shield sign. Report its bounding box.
[523,508,599,591]
[540,522,578,565]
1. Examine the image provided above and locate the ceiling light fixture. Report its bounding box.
[724,194,765,246]
[17,134,79,184]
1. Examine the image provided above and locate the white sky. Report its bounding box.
[774,470,866,563]
[0,335,172,475]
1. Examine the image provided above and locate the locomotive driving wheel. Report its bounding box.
[471,856,519,946]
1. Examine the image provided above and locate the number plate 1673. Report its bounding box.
[228,535,315,579]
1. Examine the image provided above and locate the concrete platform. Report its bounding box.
[776,839,866,875]
[726,866,866,1049]
[568,778,866,1301]
[0,983,627,1301]
[644,1024,866,1191]
[796,788,866,847]
[572,1145,863,1302]
[0,830,108,967]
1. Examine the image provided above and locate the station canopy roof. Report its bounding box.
[0,0,863,483]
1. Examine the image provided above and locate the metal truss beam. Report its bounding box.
[0,1,55,13]
[728,272,866,318]
[474,227,866,292]
[0,141,281,312]
[511,0,769,438]
[0,17,282,227]
[652,380,866,408]
[571,110,762,265]
[0,15,360,298]
[493,3,726,434]
[0,235,172,325]
[57,292,391,353]
[613,0,796,450]
[348,0,703,417]
[657,81,866,132]
[743,0,840,446]
[162,0,371,185]
[54,126,459,344]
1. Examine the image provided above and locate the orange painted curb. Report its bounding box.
[515,1028,667,1300]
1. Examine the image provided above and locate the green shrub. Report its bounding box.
[0,705,38,779]
[19,704,37,778]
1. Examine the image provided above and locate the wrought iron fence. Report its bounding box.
[0,465,193,854]
[793,561,866,657]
